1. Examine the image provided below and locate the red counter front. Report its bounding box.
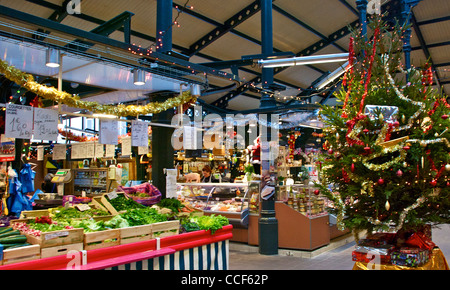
[0,225,233,270]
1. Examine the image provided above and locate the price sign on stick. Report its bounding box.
[33,108,59,141]
[5,104,33,139]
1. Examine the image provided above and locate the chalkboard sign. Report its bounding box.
[5,104,33,139]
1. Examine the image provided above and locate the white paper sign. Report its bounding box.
[138,145,149,155]
[121,136,131,156]
[71,143,87,159]
[33,108,59,141]
[37,146,44,161]
[131,120,149,147]
[53,144,66,160]
[99,120,119,145]
[165,169,178,198]
[84,142,95,158]
[183,126,199,150]
[5,104,33,139]
[94,143,104,158]
[105,144,115,158]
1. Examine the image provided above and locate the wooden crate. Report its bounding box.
[10,219,84,249]
[84,229,120,251]
[91,196,109,213]
[20,209,50,219]
[100,193,127,216]
[1,245,41,265]
[151,220,180,238]
[119,224,152,245]
[40,243,83,259]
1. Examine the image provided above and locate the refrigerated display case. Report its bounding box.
[177,181,261,243]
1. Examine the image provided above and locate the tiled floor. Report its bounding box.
[229,224,450,270]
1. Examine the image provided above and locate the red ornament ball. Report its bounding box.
[377,178,385,185]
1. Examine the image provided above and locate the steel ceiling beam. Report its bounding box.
[22,0,305,99]
[410,12,445,94]
[212,19,359,108]
[187,0,262,57]
[0,5,240,85]
[67,11,135,52]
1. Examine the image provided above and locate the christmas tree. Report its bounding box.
[317,16,450,237]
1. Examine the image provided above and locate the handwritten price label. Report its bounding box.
[33,108,59,141]
[5,104,33,140]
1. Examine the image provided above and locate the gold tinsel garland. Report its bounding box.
[0,59,197,117]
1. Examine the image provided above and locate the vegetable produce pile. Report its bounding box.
[182,215,229,234]
[12,217,74,237]
[107,195,145,211]
[55,207,170,233]
[49,207,110,220]
[0,227,29,250]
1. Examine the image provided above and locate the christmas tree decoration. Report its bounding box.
[316,16,450,235]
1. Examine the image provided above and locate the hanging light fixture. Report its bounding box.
[45,48,60,68]
[133,69,146,86]
[190,84,201,97]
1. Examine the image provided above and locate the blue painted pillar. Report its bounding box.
[401,0,421,80]
[156,0,173,53]
[258,0,278,256]
[152,0,175,197]
[356,0,368,38]
[259,0,277,109]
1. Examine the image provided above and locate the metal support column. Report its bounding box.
[401,0,421,81]
[259,0,277,109]
[356,0,368,37]
[258,0,278,255]
[156,0,173,52]
[152,0,175,198]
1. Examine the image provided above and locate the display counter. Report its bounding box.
[0,225,233,270]
[177,181,260,243]
[177,182,348,250]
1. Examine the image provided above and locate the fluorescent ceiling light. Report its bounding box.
[92,113,118,119]
[258,53,348,69]
[315,61,351,90]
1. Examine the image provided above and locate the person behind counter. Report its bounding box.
[201,165,219,183]
[42,173,56,193]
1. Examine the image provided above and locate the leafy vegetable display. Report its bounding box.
[184,215,230,234]
[12,217,74,237]
[49,207,109,219]
[107,195,145,211]
[156,198,184,213]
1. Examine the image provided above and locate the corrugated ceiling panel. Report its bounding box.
[275,65,323,89]
[274,0,358,36]
[181,0,255,24]
[0,0,54,18]
[414,0,450,21]
[428,45,450,64]
[227,95,261,111]
[200,32,261,61]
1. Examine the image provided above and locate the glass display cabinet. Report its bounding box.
[177,181,261,229]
